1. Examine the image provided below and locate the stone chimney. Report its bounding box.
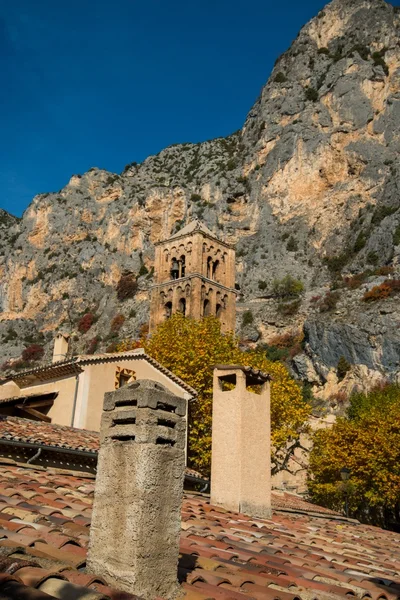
[87,379,186,599]
[211,365,272,519]
[52,333,70,363]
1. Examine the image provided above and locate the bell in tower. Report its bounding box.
[170,258,179,280]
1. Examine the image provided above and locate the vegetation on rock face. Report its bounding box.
[77,312,95,333]
[116,274,138,301]
[241,310,254,327]
[272,275,304,299]
[363,279,400,302]
[308,384,400,528]
[319,290,340,313]
[117,314,310,475]
[22,344,44,362]
[86,336,100,355]
[110,314,125,332]
[337,356,351,380]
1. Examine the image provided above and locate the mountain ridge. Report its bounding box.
[2,0,400,404]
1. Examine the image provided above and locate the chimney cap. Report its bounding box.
[104,378,187,416]
[214,365,272,383]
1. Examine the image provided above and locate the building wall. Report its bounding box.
[0,375,80,427]
[0,381,20,400]
[0,359,190,436]
[74,358,191,432]
[150,229,236,333]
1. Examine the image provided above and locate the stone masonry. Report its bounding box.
[87,379,187,599]
[149,220,236,333]
[211,365,272,519]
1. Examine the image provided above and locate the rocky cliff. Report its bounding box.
[2,0,400,402]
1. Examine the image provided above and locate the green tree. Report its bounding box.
[272,274,304,298]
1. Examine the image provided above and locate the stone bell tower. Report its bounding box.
[149,220,236,333]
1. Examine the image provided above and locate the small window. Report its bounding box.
[115,367,136,389]
[119,374,131,388]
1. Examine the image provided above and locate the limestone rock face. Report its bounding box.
[2,0,400,396]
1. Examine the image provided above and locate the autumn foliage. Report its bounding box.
[77,312,94,333]
[118,314,310,474]
[363,279,400,302]
[22,344,44,362]
[110,314,125,332]
[116,274,138,301]
[308,384,400,527]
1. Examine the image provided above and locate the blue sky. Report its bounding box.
[0,0,350,216]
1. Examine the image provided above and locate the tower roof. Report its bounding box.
[168,219,215,240]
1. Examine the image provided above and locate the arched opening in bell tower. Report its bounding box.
[164,302,172,319]
[212,260,220,282]
[170,258,179,280]
[180,255,186,278]
[178,298,186,316]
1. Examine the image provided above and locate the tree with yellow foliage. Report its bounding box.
[309,384,400,528]
[118,314,310,475]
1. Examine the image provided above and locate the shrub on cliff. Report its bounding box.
[305,87,318,102]
[86,336,100,355]
[319,290,340,312]
[337,356,351,380]
[77,312,95,333]
[116,274,138,301]
[110,314,125,332]
[272,274,304,298]
[22,344,44,362]
[241,310,254,327]
[363,279,400,302]
[277,299,301,315]
[274,71,287,83]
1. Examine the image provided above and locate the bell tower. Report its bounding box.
[149,220,236,333]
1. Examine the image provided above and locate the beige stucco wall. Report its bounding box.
[211,368,271,519]
[0,381,21,400]
[74,358,191,432]
[0,375,79,426]
[0,358,191,446]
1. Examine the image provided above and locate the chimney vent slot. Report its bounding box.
[115,399,137,407]
[157,418,176,429]
[156,401,175,413]
[112,417,136,425]
[111,434,136,442]
[156,437,176,446]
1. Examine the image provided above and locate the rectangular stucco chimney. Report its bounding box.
[87,379,186,600]
[211,365,272,519]
[52,333,70,363]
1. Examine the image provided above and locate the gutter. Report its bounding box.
[0,438,97,460]
[70,363,81,427]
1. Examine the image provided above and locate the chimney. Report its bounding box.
[211,365,272,519]
[87,380,186,599]
[52,333,70,363]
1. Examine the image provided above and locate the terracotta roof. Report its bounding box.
[5,349,197,397]
[0,416,207,482]
[0,417,99,454]
[0,459,398,599]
